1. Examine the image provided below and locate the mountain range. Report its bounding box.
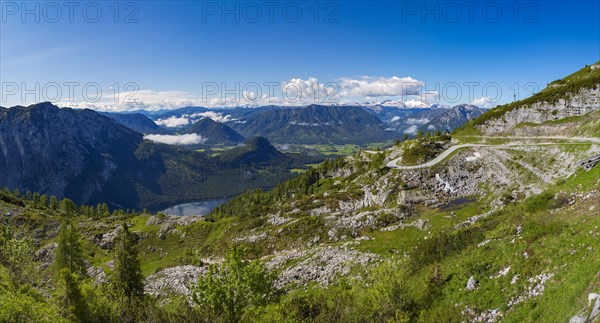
[224,104,395,144]
[0,103,309,211]
[108,103,486,145]
[364,103,486,134]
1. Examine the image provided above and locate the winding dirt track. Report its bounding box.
[386,137,599,170]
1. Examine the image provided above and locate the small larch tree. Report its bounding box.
[54,219,87,277]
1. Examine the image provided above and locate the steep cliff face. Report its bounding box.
[0,102,143,204]
[479,87,600,135]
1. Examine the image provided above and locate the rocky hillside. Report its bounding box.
[2,129,598,321]
[138,62,600,320]
[466,62,600,135]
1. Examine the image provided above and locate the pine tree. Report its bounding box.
[54,219,86,277]
[111,223,144,301]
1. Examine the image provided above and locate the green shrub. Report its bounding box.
[410,220,495,269]
[525,192,553,212]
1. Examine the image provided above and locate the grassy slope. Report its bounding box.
[356,165,599,321]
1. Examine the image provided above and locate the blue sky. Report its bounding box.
[1,0,598,110]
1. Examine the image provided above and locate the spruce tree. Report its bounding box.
[111,223,144,301]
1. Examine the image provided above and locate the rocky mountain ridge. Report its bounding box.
[479,87,600,135]
[140,103,486,144]
[470,62,600,135]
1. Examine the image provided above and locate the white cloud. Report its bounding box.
[154,112,236,128]
[289,121,332,126]
[282,77,335,103]
[58,75,431,111]
[339,76,423,97]
[421,91,440,102]
[144,134,206,145]
[192,111,234,123]
[403,125,419,135]
[403,99,430,108]
[471,96,494,109]
[391,116,401,122]
[275,144,290,151]
[60,90,206,112]
[427,125,436,130]
[405,118,430,125]
[155,116,191,127]
[379,100,406,108]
